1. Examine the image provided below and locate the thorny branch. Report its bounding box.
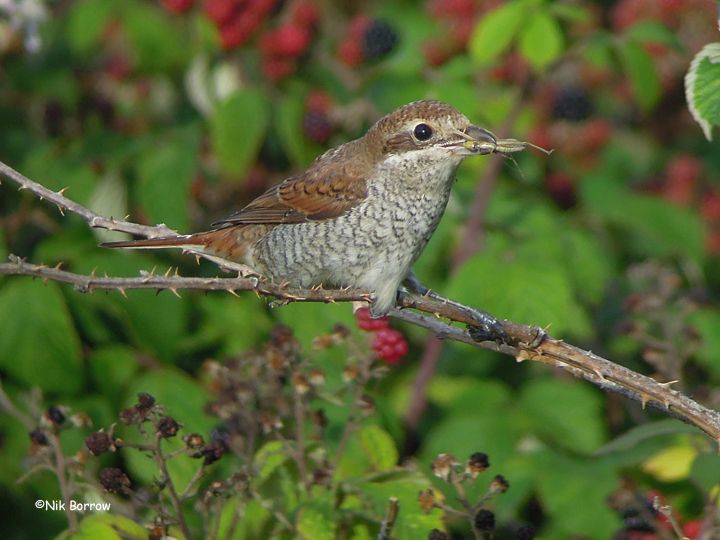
[1,160,720,443]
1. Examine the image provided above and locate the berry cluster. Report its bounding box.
[423,0,498,66]
[617,490,703,540]
[338,16,398,67]
[355,307,409,364]
[259,2,319,81]
[303,90,335,144]
[203,0,277,50]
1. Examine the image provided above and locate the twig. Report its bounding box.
[153,433,193,540]
[377,497,399,540]
[2,160,720,442]
[48,432,78,531]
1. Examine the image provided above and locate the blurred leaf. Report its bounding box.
[22,145,97,207]
[519,11,564,71]
[616,39,661,111]
[275,302,355,350]
[689,309,720,375]
[581,176,706,261]
[88,346,140,404]
[359,470,444,540]
[626,21,682,51]
[136,126,200,231]
[595,419,699,456]
[690,452,720,492]
[469,0,527,66]
[0,229,6,260]
[217,498,271,540]
[67,0,117,57]
[255,441,290,485]
[297,497,336,540]
[447,235,590,337]
[68,513,146,540]
[550,3,591,22]
[642,443,697,482]
[121,0,186,72]
[0,280,83,393]
[277,89,317,168]
[564,228,614,304]
[336,425,398,479]
[685,43,720,141]
[534,451,620,538]
[520,378,605,454]
[211,89,270,177]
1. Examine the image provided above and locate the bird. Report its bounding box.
[103,100,502,317]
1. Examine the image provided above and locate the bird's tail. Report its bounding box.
[100,233,210,251]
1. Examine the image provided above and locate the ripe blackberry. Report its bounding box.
[473,509,496,533]
[362,20,399,60]
[551,86,593,122]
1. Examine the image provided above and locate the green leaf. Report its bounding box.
[564,228,614,304]
[626,20,682,51]
[211,89,270,178]
[616,39,661,111]
[550,3,591,23]
[136,126,199,231]
[67,0,117,57]
[336,425,398,479]
[469,1,527,66]
[88,346,140,404]
[685,42,720,141]
[688,309,720,375]
[594,419,698,456]
[277,91,316,168]
[297,502,336,540]
[121,1,186,72]
[520,378,605,454]
[690,452,720,492]
[69,513,146,540]
[581,176,706,261]
[519,11,564,71]
[254,441,291,484]
[0,280,83,393]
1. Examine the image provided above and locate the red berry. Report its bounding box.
[306,89,332,112]
[348,15,371,37]
[682,519,702,539]
[293,1,319,28]
[253,0,277,15]
[423,40,451,67]
[355,307,390,332]
[701,191,720,222]
[339,39,363,66]
[219,17,249,49]
[372,328,409,364]
[583,118,612,149]
[162,0,193,13]
[261,56,295,81]
[545,172,577,209]
[708,230,720,254]
[204,0,236,25]
[268,24,311,57]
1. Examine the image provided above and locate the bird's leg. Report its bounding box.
[401,271,509,344]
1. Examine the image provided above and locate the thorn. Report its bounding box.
[54,261,63,270]
[592,368,607,383]
[90,267,97,279]
[123,214,130,220]
[58,206,65,216]
[57,187,69,196]
[169,288,181,298]
[227,289,240,297]
[658,380,679,389]
[18,185,26,191]
[516,350,533,363]
[117,288,127,298]
[164,267,172,277]
[639,393,651,410]
[195,255,201,265]
[174,267,180,277]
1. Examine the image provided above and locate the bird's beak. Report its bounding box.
[445,125,498,156]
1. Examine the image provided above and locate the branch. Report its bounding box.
[2,159,720,443]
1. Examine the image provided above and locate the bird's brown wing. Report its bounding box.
[213,166,368,226]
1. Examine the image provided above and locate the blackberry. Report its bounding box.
[515,525,536,540]
[473,509,496,533]
[551,86,593,122]
[362,20,399,60]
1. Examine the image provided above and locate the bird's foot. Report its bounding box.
[400,273,510,345]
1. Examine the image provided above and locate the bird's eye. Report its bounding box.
[413,123,433,141]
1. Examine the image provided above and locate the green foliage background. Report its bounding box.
[1,0,719,538]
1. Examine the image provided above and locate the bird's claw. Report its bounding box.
[467,314,510,345]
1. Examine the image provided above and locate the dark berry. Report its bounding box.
[29,428,48,447]
[515,525,536,540]
[303,110,334,144]
[136,392,156,412]
[545,172,577,210]
[473,509,496,532]
[428,529,449,540]
[85,431,113,455]
[362,20,399,60]
[184,433,205,449]
[157,416,180,438]
[551,86,593,122]
[47,405,66,426]
[490,474,510,493]
[99,467,131,493]
[202,443,226,465]
[467,452,490,475]
[119,407,139,425]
